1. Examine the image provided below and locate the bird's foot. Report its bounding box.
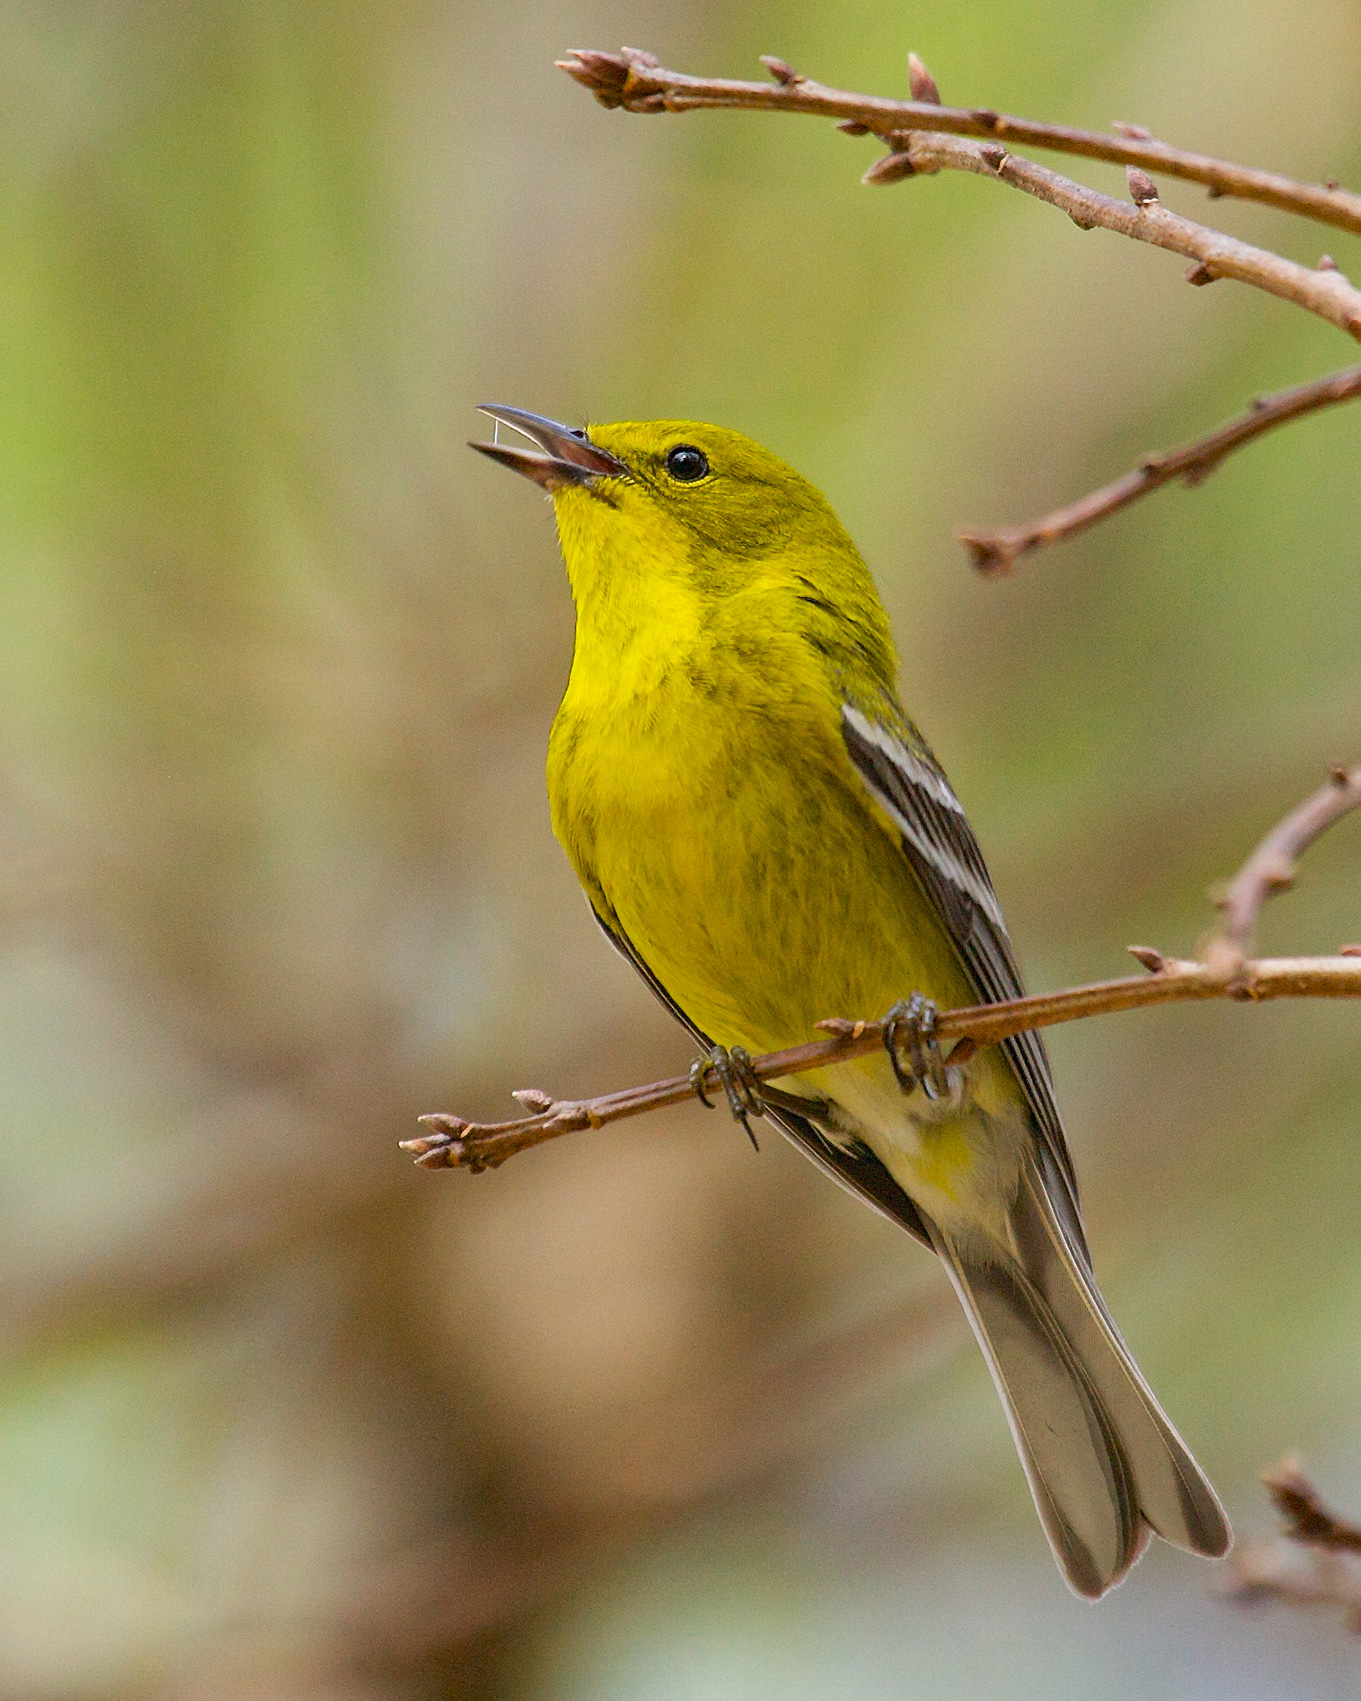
[690,1044,764,1150]
[881,993,954,1101]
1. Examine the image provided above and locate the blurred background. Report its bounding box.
[0,1,1357,1696]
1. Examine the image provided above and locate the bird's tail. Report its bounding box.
[924,1157,1230,1598]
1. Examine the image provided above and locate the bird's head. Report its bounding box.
[470,406,894,681]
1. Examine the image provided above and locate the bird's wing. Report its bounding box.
[590,903,933,1249]
[839,701,1090,1264]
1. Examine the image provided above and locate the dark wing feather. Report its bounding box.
[840,703,1090,1263]
[590,904,933,1249]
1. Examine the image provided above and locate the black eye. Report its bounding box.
[664,445,709,483]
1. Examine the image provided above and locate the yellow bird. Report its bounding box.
[471,406,1230,1597]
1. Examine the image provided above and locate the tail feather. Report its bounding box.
[926,1216,1142,1598]
[1012,1157,1231,1562]
[927,1180,1230,1598]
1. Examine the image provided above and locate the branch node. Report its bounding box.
[1127,945,1167,973]
[837,119,871,136]
[1200,933,1254,992]
[971,107,1001,131]
[759,55,803,87]
[979,143,1009,173]
[556,49,632,108]
[1185,261,1217,286]
[956,528,1019,575]
[414,1112,467,1138]
[1264,1459,1361,1552]
[1341,944,1361,957]
[907,52,942,105]
[1127,166,1160,206]
[1319,254,1340,271]
[1112,121,1153,140]
[398,1133,447,1158]
[511,1087,555,1113]
[863,149,917,187]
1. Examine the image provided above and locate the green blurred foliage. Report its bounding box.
[0,1,1357,1697]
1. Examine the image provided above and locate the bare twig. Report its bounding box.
[409,768,1361,1173]
[559,49,1361,571]
[958,363,1361,573]
[406,956,1361,1170]
[1263,1458,1361,1553]
[1224,1461,1361,1629]
[557,49,1361,236]
[868,130,1361,342]
[1212,764,1361,967]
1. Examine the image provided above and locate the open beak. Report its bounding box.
[469,404,627,492]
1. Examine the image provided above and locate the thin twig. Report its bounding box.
[871,131,1361,343]
[559,48,1361,569]
[1263,1458,1361,1553]
[557,50,1361,237]
[1213,764,1361,966]
[1223,1461,1361,1630]
[406,957,1361,1170]
[408,767,1361,1173]
[958,363,1361,573]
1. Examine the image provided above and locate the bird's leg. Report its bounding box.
[755,1078,838,1124]
[691,1044,764,1149]
[690,1044,840,1151]
[881,993,953,1101]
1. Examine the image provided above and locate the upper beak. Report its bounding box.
[469,404,627,491]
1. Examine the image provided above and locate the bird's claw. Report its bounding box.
[882,993,953,1100]
[691,1044,763,1150]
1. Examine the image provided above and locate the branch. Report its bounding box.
[559,49,1361,572]
[1224,1461,1361,1629]
[1262,1459,1361,1553]
[1215,765,1361,962]
[557,49,1361,237]
[958,362,1361,574]
[866,130,1361,343]
[407,765,1361,1173]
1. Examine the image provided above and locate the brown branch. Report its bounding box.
[1214,764,1361,961]
[1224,1461,1361,1629]
[958,362,1361,574]
[560,49,1361,570]
[407,766,1361,1173]
[867,130,1361,342]
[557,49,1361,237]
[1263,1458,1361,1553]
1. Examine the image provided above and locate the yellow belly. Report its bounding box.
[548,679,1031,1233]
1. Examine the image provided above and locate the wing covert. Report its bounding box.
[840,702,1088,1259]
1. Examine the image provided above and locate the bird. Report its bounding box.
[470,405,1230,1597]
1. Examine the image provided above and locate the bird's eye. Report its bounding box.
[664,445,710,483]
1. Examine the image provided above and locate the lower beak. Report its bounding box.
[470,404,627,491]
